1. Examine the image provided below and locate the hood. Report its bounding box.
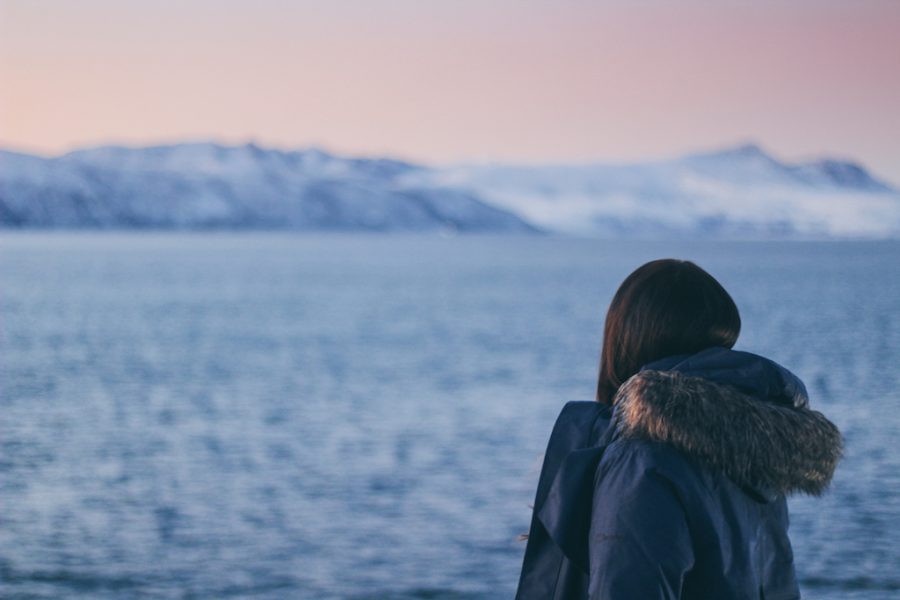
[615,348,842,496]
[640,346,810,408]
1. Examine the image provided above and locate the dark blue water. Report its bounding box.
[1,233,898,599]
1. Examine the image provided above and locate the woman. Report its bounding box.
[516,259,842,599]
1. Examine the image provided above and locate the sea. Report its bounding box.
[1,233,898,599]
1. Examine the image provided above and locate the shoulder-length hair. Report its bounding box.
[596,259,741,405]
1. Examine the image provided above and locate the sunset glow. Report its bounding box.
[1,0,898,181]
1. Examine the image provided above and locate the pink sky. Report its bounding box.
[1,0,899,182]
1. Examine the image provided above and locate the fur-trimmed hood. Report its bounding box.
[614,350,843,496]
[517,347,841,599]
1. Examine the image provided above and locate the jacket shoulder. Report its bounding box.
[547,401,612,453]
[597,437,716,503]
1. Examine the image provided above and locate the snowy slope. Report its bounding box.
[0,143,535,232]
[2,142,898,238]
[418,144,900,239]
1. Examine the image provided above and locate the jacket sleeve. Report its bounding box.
[588,447,695,600]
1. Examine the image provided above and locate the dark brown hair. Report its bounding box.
[595,259,741,405]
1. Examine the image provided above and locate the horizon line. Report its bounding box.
[1,137,891,179]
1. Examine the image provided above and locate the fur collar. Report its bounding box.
[614,370,842,496]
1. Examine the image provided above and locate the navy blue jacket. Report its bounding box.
[516,347,842,600]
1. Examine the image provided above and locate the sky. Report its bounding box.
[1,0,899,182]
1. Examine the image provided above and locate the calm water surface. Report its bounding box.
[1,233,898,599]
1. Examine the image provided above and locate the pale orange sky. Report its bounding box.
[1,0,899,182]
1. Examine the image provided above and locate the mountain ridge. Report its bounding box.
[420,142,899,238]
[1,141,898,238]
[0,143,534,233]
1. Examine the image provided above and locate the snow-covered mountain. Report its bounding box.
[418,143,900,238]
[1,141,898,238]
[0,143,535,232]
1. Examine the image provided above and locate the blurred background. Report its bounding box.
[1,1,899,598]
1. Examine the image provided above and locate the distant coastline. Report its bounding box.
[1,142,898,239]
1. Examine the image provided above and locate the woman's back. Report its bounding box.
[590,437,797,599]
[517,347,842,599]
